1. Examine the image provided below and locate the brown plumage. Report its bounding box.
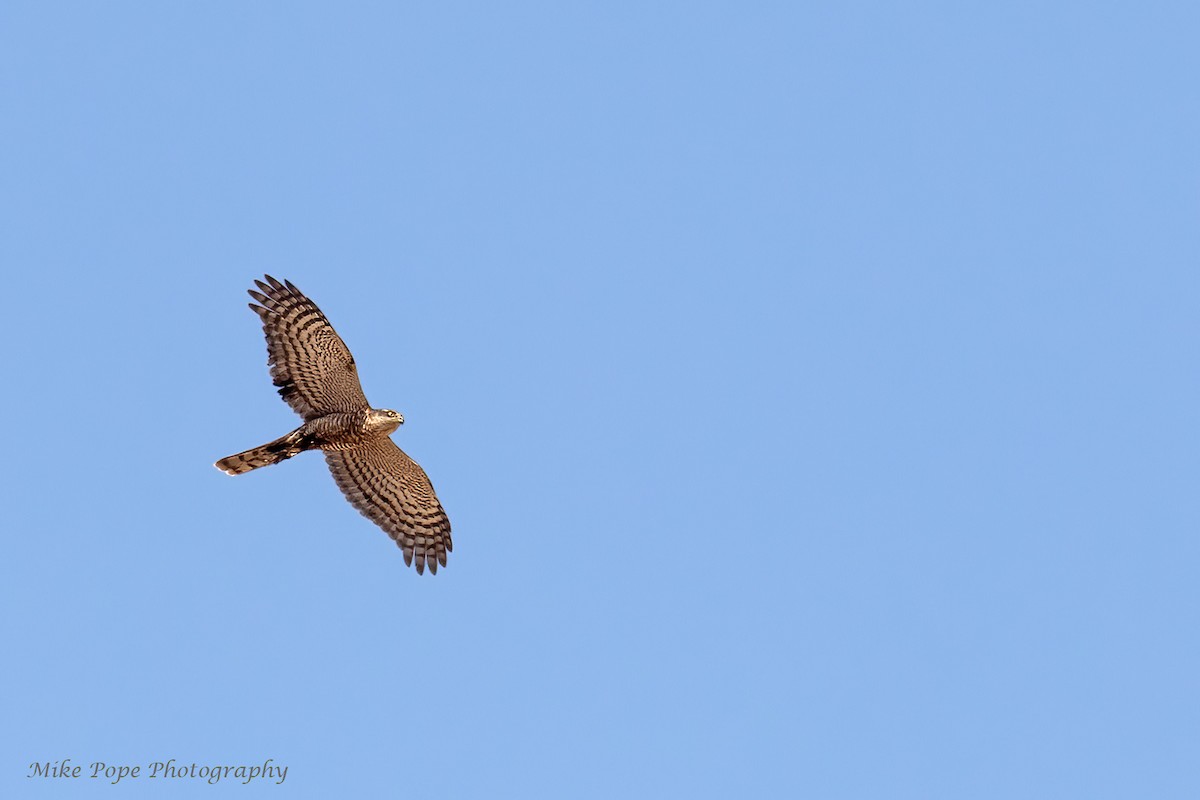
[215,276,452,575]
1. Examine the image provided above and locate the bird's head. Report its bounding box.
[367,408,404,435]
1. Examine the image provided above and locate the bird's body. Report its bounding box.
[215,409,401,472]
[215,276,452,574]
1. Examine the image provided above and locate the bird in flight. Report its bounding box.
[215,276,452,574]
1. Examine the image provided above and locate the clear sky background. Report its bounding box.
[2,2,1197,798]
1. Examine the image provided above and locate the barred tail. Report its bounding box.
[214,428,310,476]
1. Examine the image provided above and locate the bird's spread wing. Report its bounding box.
[324,439,452,574]
[247,275,370,420]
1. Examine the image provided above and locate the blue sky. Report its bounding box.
[2,2,1197,797]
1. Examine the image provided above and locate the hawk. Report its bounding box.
[215,276,452,574]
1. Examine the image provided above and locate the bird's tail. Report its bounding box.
[214,427,311,475]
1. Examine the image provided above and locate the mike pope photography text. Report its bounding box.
[28,757,288,785]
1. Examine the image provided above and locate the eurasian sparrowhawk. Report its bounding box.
[215,276,452,574]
